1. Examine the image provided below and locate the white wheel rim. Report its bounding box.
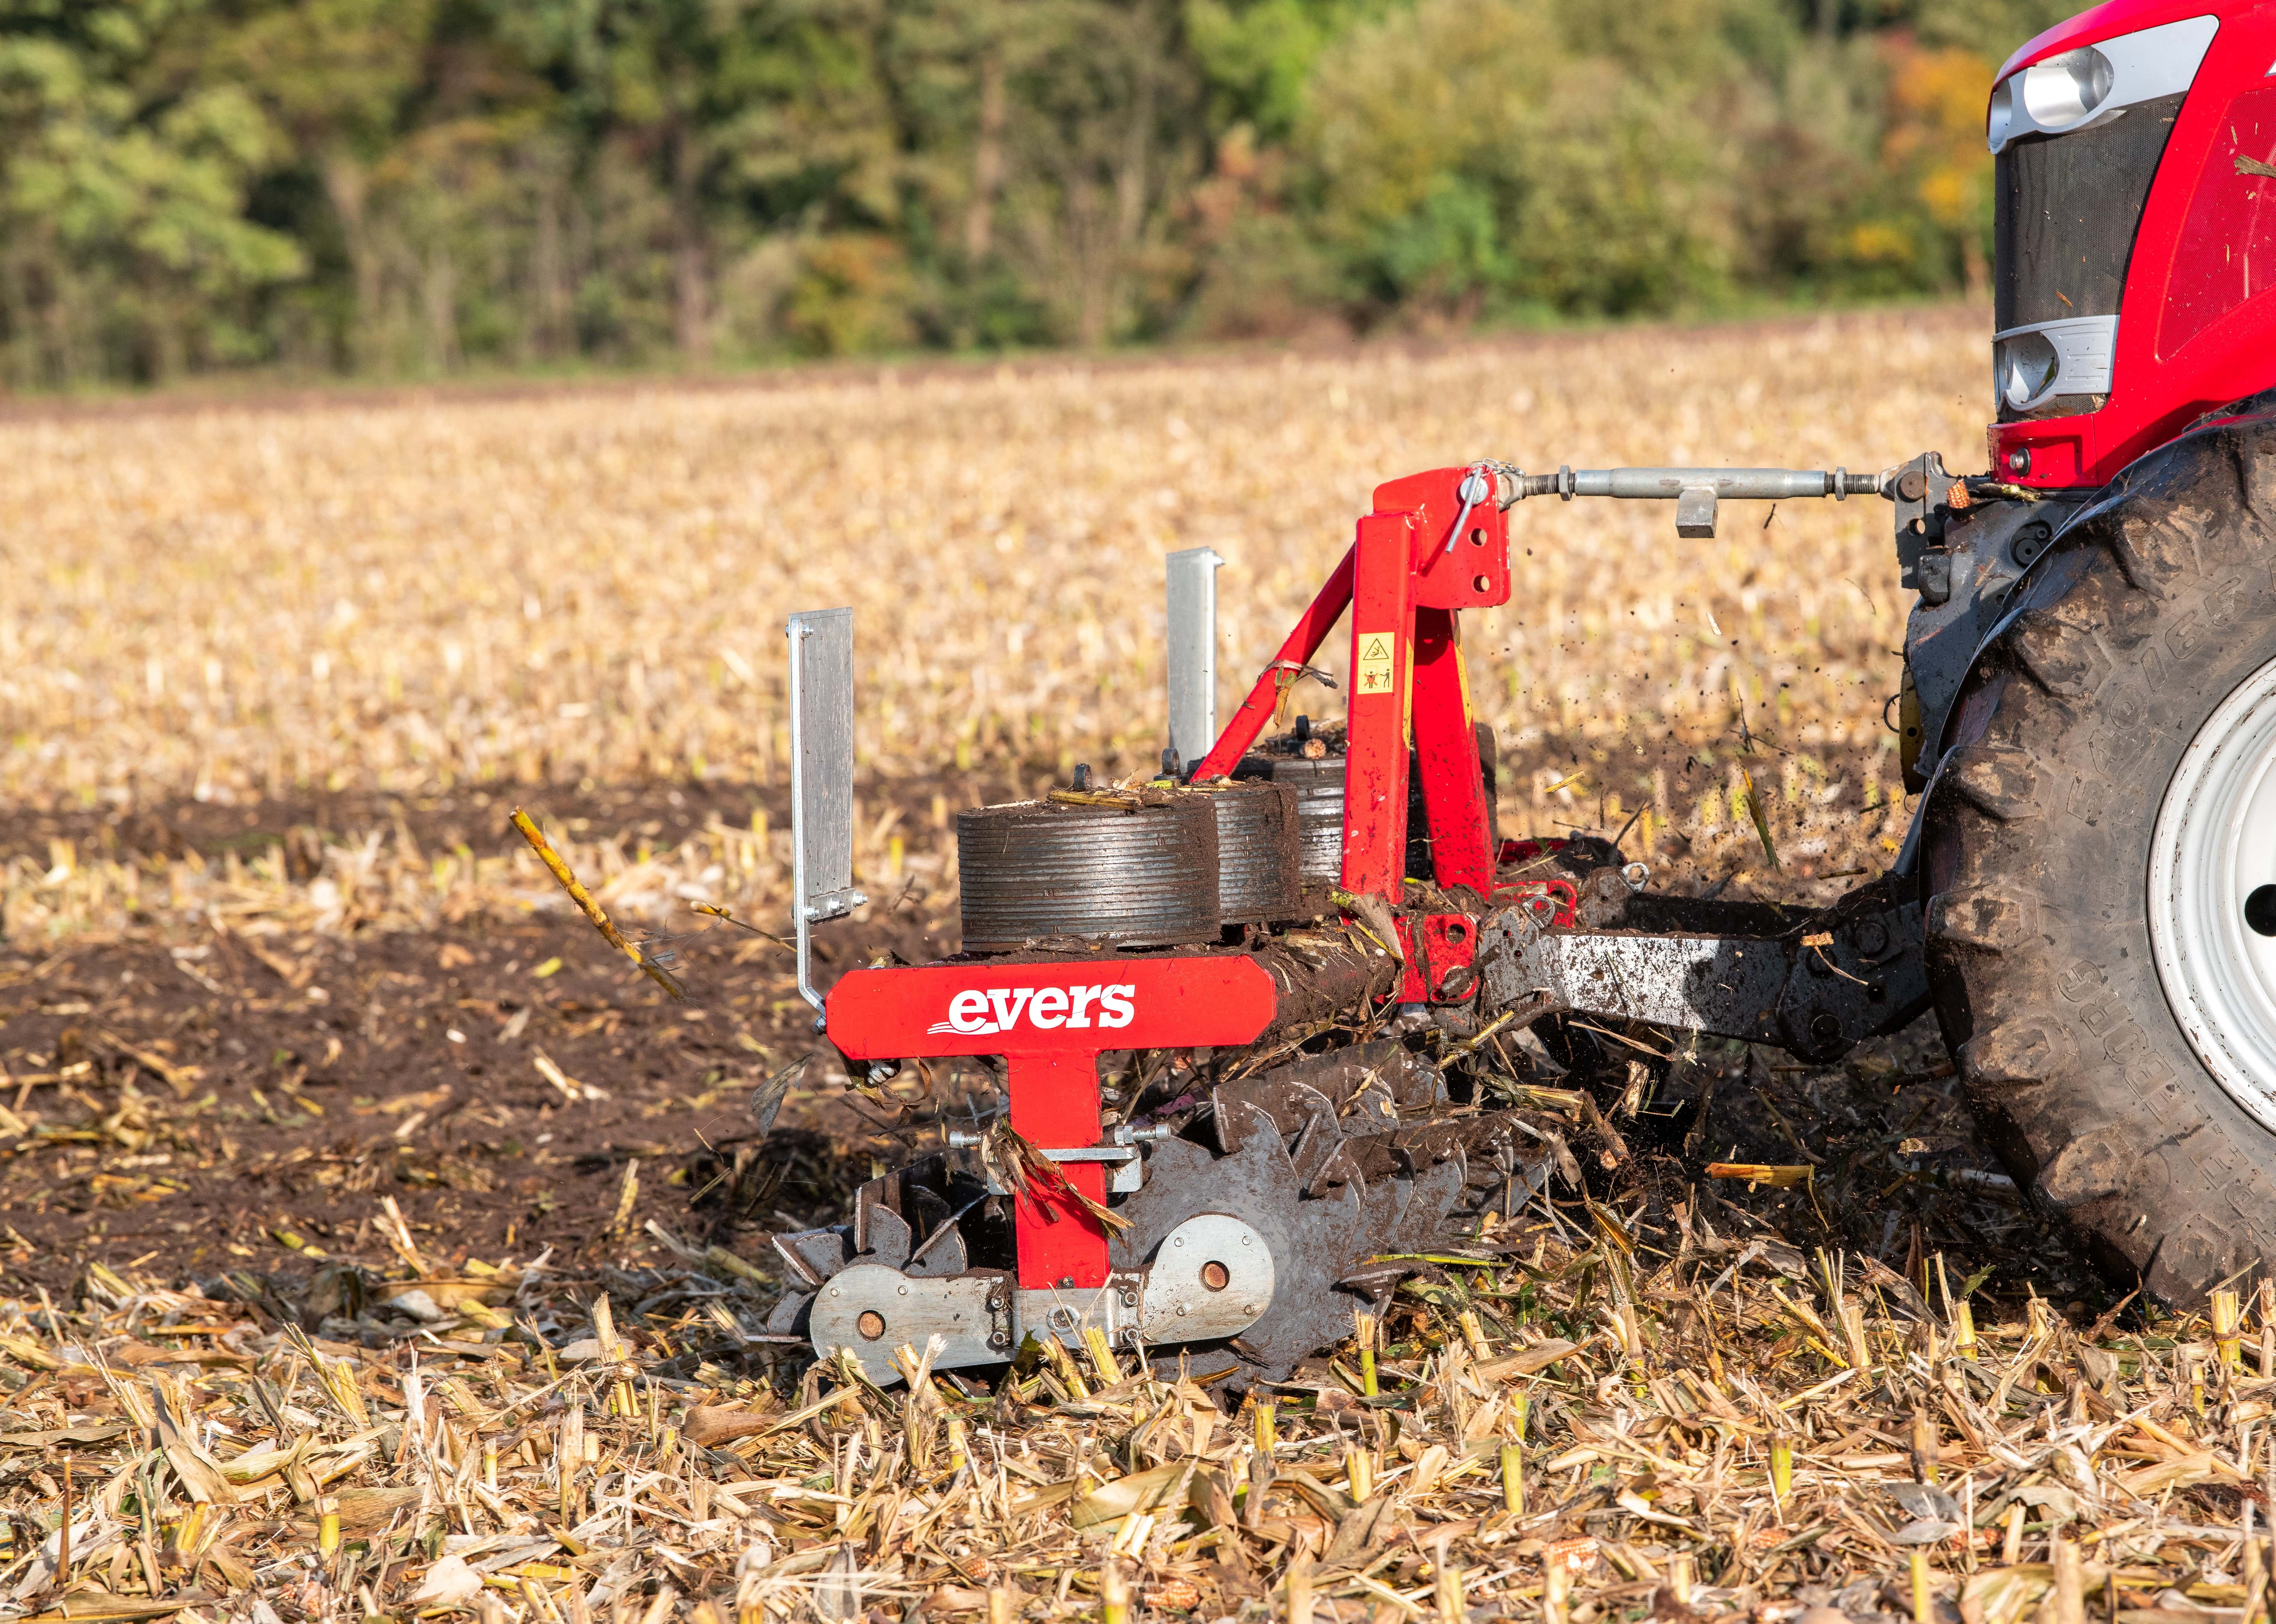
[2150,652,2276,1133]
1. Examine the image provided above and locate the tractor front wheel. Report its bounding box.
[1924,401,2276,1303]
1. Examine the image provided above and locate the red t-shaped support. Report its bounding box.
[826,956,1276,1288]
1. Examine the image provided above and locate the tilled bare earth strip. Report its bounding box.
[0,794,955,1292]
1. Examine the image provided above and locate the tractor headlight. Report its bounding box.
[2021,47,2113,126]
[1987,17,2213,153]
[1996,330,2062,410]
[1989,49,2112,147]
[1992,316,2117,413]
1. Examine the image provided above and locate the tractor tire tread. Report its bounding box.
[1925,409,2276,1304]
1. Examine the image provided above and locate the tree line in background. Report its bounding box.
[0,0,2067,388]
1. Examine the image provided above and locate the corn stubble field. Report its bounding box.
[8,308,2276,1624]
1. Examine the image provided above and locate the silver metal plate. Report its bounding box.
[808,1265,1010,1384]
[788,608,858,909]
[787,608,864,1019]
[808,1217,1279,1377]
[1510,928,1789,1031]
[1476,896,1927,1062]
[1135,1212,1274,1341]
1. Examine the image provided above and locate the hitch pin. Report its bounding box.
[1441,466,1492,556]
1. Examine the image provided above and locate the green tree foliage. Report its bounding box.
[0,0,2081,386]
[0,0,307,382]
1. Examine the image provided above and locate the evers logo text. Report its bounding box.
[928,984,1136,1036]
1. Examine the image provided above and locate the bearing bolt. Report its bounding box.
[856,1310,886,1341]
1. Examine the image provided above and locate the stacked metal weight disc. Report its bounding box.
[1250,722,1499,887]
[1267,758,1345,884]
[1203,780,1303,923]
[958,798,1219,950]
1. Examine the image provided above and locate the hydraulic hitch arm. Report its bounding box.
[1501,464,1891,538]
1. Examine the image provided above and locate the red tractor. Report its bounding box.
[768,0,2276,1385]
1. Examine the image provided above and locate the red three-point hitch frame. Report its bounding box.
[826,957,1276,1291]
[1190,465,1513,1003]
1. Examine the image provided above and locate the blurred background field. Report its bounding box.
[4,305,1976,947]
[1,0,2056,388]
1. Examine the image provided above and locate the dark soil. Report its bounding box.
[0,769,2093,1323]
[3,778,980,875]
[0,889,958,1303]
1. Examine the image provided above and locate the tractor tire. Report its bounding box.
[1923,399,2276,1305]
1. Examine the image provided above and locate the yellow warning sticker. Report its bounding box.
[1355,632,1396,696]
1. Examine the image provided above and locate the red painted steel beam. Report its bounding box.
[1410,607,1493,895]
[1002,1051,1111,1289]
[1189,545,1356,783]
[1341,511,1416,900]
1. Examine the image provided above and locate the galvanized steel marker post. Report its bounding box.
[787,607,864,1027]
[1165,547,1225,776]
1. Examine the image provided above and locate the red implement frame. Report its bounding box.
[1191,466,1511,938]
[826,956,1276,1290]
